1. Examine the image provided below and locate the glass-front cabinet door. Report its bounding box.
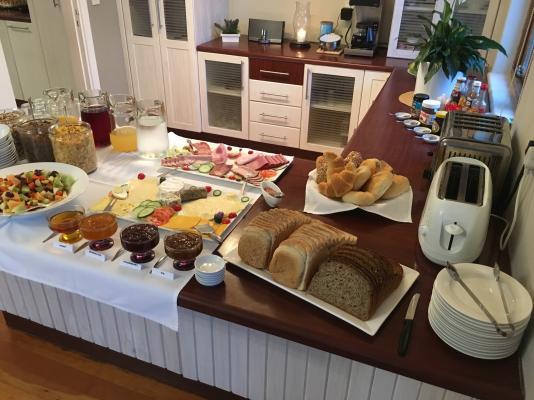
[300,65,364,153]
[198,52,249,139]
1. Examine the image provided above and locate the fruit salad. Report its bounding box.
[0,169,75,215]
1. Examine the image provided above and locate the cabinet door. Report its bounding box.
[157,0,201,131]
[6,21,49,99]
[300,65,363,153]
[198,52,248,139]
[122,0,165,100]
[358,71,390,124]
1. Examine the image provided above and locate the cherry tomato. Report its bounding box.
[205,185,212,193]
[137,172,146,180]
[228,212,237,219]
[222,218,231,224]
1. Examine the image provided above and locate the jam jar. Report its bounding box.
[15,118,57,162]
[49,121,97,173]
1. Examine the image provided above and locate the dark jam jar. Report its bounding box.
[120,224,160,263]
[411,93,430,119]
[164,231,203,271]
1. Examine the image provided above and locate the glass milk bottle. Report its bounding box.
[109,94,137,152]
[136,99,169,159]
[79,89,113,147]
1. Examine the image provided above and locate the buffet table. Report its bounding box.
[0,67,524,400]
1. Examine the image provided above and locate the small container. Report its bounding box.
[419,99,441,128]
[261,181,284,207]
[158,176,184,206]
[164,230,203,271]
[120,223,160,263]
[194,254,226,287]
[49,121,97,173]
[15,118,56,162]
[411,93,429,118]
[435,110,447,134]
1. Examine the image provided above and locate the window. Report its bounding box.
[514,3,534,88]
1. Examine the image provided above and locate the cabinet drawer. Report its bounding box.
[250,80,303,107]
[250,101,301,128]
[250,122,300,148]
[250,58,304,85]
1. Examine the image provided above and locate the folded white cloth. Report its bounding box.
[304,170,413,223]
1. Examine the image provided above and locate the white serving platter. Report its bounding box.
[221,246,419,336]
[162,135,294,185]
[0,162,89,218]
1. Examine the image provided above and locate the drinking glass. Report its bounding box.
[120,223,160,263]
[47,205,85,244]
[79,89,113,147]
[79,213,118,251]
[108,94,137,152]
[136,99,169,159]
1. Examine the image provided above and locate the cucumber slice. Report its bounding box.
[189,162,201,171]
[146,200,162,208]
[132,205,145,215]
[241,196,250,203]
[198,164,213,174]
[137,207,155,218]
[139,200,152,206]
[212,189,222,197]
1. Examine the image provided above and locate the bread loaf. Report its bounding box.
[269,222,357,290]
[308,244,403,321]
[381,174,410,200]
[238,209,311,269]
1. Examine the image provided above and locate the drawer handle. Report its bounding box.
[259,69,290,77]
[7,25,30,31]
[260,91,289,98]
[260,133,287,140]
[260,112,288,120]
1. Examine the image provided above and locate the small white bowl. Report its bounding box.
[261,181,284,208]
[422,133,440,144]
[403,119,420,128]
[194,255,225,286]
[413,126,432,136]
[395,112,412,121]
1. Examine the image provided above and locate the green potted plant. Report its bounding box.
[408,0,507,98]
[215,18,240,43]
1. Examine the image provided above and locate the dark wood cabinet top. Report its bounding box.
[0,8,30,23]
[179,47,523,400]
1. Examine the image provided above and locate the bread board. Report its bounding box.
[221,246,419,336]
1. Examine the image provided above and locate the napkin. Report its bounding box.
[304,170,413,223]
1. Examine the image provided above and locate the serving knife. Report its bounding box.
[398,292,420,356]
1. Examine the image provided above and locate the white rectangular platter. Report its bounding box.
[221,246,420,336]
[164,135,294,184]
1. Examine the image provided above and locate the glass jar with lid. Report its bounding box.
[44,87,80,123]
[49,121,97,173]
[14,118,57,162]
[0,109,27,159]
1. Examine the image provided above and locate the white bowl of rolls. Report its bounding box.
[315,151,411,206]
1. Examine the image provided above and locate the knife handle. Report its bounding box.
[398,319,413,356]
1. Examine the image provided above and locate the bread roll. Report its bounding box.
[269,222,357,290]
[344,151,363,168]
[323,152,344,180]
[351,165,372,190]
[341,190,377,206]
[318,169,357,198]
[363,170,394,199]
[378,160,393,173]
[308,244,403,321]
[315,155,327,184]
[238,209,311,269]
[382,174,410,200]
[361,158,381,174]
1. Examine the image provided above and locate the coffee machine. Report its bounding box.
[344,0,382,57]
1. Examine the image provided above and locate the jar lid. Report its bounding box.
[473,80,482,87]
[436,111,448,118]
[16,118,57,135]
[422,99,441,109]
[414,93,430,101]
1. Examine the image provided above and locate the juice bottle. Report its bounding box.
[449,77,465,105]
[464,81,482,112]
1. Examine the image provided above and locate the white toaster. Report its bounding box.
[418,156,492,266]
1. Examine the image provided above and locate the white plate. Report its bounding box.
[413,126,432,136]
[403,119,420,128]
[221,246,419,336]
[394,112,412,120]
[0,162,89,218]
[422,133,440,143]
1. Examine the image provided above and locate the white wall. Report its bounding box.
[0,40,16,109]
[508,70,534,400]
[86,0,129,94]
[227,0,394,45]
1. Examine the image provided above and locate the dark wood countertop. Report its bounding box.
[197,36,409,72]
[179,50,523,400]
[0,8,30,23]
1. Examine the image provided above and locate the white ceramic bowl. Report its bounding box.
[403,119,420,128]
[413,126,432,136]
[422,133,440,144]
[194,255,226,286]
[261,181,284,208]
[395,112,412,120]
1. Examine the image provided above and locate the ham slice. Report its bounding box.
[192,142,212,155]
[232,164,258,179]
[246,155,269,171]
[161,154,212,167]
[210,163,232,177]
[212,143,228,165]
[236,153,259,165]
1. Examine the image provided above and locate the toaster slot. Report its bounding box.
[465,165,484,205]
[440,162,463,201]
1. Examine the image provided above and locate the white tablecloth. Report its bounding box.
[0,133,218,331]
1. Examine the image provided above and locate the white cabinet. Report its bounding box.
[388,0,500,59]
[300,64,364,153]
[359,71,390,124]
[121,0,227,131]
[198,52,248,139]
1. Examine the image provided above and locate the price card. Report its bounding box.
[150,268,175,280]
[53,242,75,253]
[84,249,107,262]
[120,260,144,271]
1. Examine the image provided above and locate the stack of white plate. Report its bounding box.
[0,124,18,168]
[194,255,225,287]
[429,263,532,360]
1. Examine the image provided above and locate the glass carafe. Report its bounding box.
[136,99,169,159]
[79,89,113,147]
[44,87,79,123]
[109,94,137,152]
